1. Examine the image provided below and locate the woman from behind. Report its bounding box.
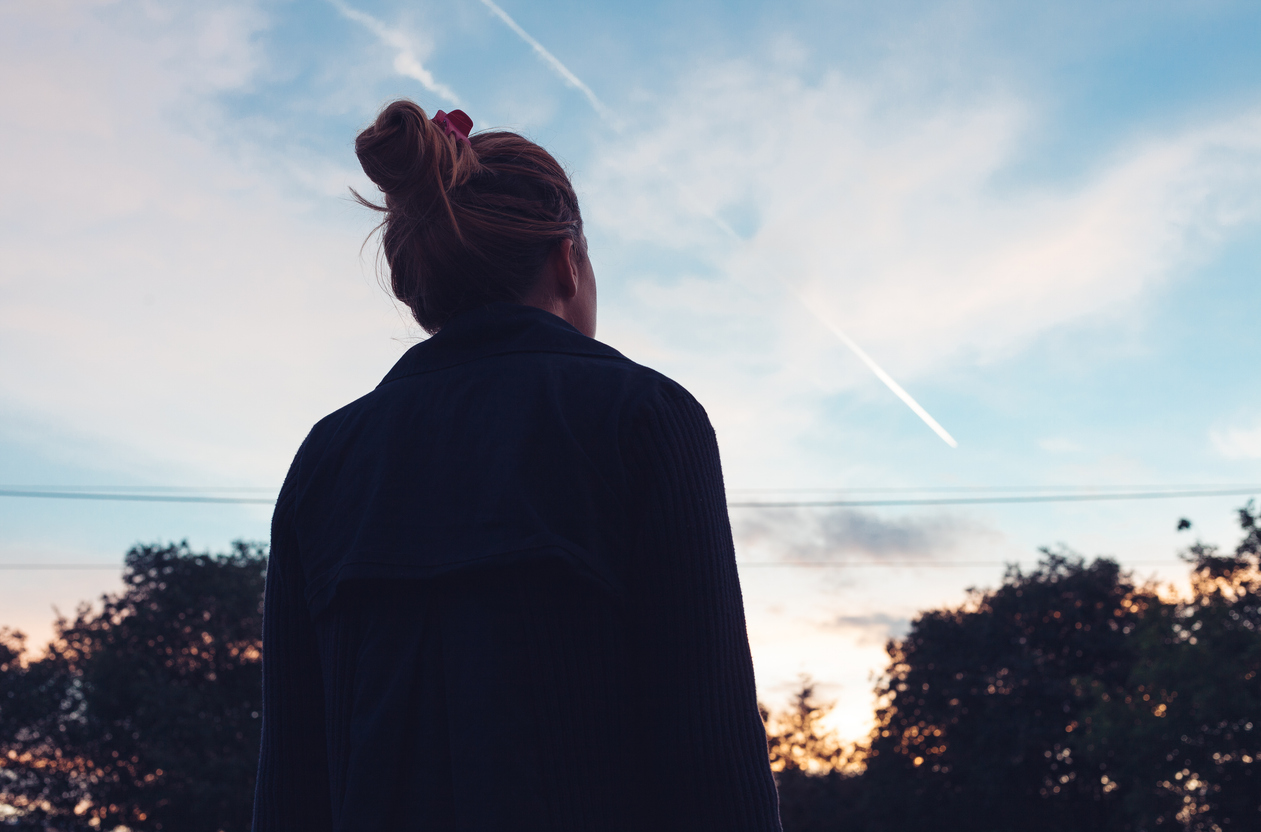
[252,100,781,831]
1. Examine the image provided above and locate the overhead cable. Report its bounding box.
[727,488,1259,508]
[0,560,1190,571]
[1,487,1255,507]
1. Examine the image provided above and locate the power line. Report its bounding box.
[736,560,1187,568]
[0,486,1255,507]
[0,564,122,570]
[0,489,274,504]
[14,483,1255,495]
[728,483,1261,494]
[728,488,1258,508]
[0,485,277,493]
[0,560,1191,571]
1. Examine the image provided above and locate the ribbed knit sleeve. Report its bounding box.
[625,383,782,832]
[252,454,333,832]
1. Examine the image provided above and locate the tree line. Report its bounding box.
[1,507,1258,831]
[770,505,1260,831]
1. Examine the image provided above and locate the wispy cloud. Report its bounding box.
[676,180,959,447]
[476,0,613,122]
[586,60,1261,446]
[470,2,952,447]
[469,0,952,457]
[735,507,984,562]
[1211,419,1261,460]
[0,1,406,484]
[824,612,911,645]
[328,0,460,105]
[1039,437,1083,454]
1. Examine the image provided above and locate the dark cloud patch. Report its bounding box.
[734,507,987,562]
[825,612,912,643]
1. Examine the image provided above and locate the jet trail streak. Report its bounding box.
[801,300,959,448]
[690,202,959,447]
[471,3,954,447]
[476,0,614,122]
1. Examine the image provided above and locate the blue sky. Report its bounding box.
[2,0,1260,739]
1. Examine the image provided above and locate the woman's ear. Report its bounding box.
[548,238,580,301]
[524,237,594,335]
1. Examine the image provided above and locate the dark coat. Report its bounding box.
[252,303,781,831]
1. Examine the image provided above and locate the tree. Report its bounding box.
[764,677,849,776]
[1,627,78,829]
[766,506,1261,832]
[1072,503,1261,831]
[0,541,266,832]
[762,680,867,832]
[859,551,1158,831]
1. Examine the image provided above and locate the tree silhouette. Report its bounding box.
[762,680,866,832]
[0,542,265,832]
[763,677,849,775]
[1072,503,1261,830]
[858,550,1152,831]
[770,505,1261,832]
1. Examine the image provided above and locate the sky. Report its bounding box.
[2,0,1261,742]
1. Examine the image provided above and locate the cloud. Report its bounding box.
[734,506,984,562]
[824,612,911,645]
[1039,437,1083,453]
[328,0,460,104]
[0,1,408,484]
[585,58,1261,394]
[1211,419,1261,460]
[6,2,1261,500]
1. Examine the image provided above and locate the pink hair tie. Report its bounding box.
[432,109,473,145]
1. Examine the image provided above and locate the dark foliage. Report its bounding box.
[762,680,868,831]
[774,768,866,832]
[775,505,1261,832]
[0,542,266,832]
[1,628,74,829]
[860,550,1149,831]
[1070,504,1261,830]
[764,679,848,775]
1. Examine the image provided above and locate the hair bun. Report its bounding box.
[355,100,445,202]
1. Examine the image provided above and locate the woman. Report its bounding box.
[252,100,780,831]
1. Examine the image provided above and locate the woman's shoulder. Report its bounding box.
[295,310,710,463]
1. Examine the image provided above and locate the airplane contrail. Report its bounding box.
[476,0,615,123]
[329,0,461,105]
[697,207,958,447]
[795,297,959,448]
[475,3,956,447]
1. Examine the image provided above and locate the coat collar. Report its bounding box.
[378,302,626,387]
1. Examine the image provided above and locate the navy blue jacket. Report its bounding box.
[253,303,781,831]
